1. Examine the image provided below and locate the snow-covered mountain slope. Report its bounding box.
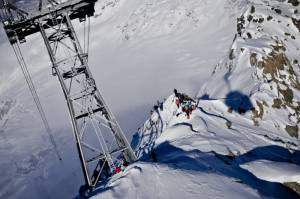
[90,0,300,198]
[0,0,244,135]
[199,0,300,139]
[91,94,300,199]
[0,0,246,198]
[1,0,299,198]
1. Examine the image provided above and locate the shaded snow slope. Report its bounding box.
[91,94,300,198]
[91,163,262,199]
[0,0,245,198]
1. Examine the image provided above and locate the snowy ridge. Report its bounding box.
[91,1,300,198]
[132,95,177,159]
[92,93,300,198]
[199,0,300,139]
[0,0,243,198]
[1,0,300,198]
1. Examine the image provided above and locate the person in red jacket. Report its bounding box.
[114,166,122,174]
[175,98,180,108]
[174,89,184,108]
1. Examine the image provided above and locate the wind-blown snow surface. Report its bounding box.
[0,0,246,198]
[92,94,300,199]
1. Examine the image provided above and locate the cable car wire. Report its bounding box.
[12,41,62,161]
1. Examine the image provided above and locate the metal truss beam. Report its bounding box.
[2,0,97,44]
[1,0,137,192]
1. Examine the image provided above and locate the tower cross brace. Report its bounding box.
[1,0,137,191]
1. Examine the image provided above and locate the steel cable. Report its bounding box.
[12,42,62,161]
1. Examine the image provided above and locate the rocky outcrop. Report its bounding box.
[199,0,300,139]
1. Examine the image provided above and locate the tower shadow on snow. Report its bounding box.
[199,91,254,114]
[225,91,254,114]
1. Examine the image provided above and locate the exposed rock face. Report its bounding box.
[285,125,299,138]
[199,0,300,139]
[288,0,300,7]
[284,182,300,196]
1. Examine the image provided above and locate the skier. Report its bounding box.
[175,97,181,108]
[149,110,155,126]
[187,101,196,119]
[174,88,179,97]
[181,98,197,119]
[114,166,122,174]
[182,101,189,119]
[174,89,184,108]
[174,89,197,118]
[114,159,125,174]
[157,100,164,111]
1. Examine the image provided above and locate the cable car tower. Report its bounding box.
[0,0,137,194]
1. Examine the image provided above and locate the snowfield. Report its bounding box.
[91,93,300,198]
[91,0,300,198]
[91,163,262,199]
[0,0,300,198]
[241,160,300,184]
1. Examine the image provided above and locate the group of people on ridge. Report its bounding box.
[174,89,196,119]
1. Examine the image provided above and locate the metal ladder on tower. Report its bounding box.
[0,0,137,194]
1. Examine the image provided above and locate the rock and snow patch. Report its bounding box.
[199,0,300,139]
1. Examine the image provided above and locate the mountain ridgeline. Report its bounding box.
[199,0,300,139]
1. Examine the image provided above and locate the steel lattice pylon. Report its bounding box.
[1,0,137,192]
